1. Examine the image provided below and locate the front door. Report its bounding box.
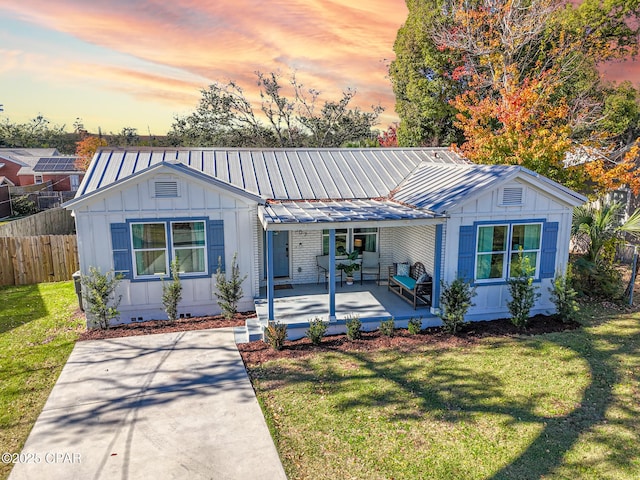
[268,231,289,278]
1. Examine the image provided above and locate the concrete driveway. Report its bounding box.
[9,328,287,480]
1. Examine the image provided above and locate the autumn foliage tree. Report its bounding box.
[378,125,399,147]
[75,135,107,171]
[393,0,640,193]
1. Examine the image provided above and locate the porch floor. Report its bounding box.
[255,281,435,325]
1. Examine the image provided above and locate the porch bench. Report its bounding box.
[387,261,432,309]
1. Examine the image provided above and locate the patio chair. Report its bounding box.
[360,251,380,285]
[316,255,343,288]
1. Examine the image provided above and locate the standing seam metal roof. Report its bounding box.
[78,147,468,200]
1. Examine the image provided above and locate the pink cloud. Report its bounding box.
[1,0,408,127]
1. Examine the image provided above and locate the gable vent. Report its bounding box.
[154,180,178,198]
[502,187,523,206]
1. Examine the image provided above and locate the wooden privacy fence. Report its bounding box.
[0,207,75,237]
[0,235,79,286]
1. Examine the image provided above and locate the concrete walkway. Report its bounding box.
[9,328,287,480]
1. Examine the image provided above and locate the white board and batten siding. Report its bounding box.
[73,171,260,323]
[443,180,575,320]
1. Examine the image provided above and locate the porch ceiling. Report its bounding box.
[259,199,446,231]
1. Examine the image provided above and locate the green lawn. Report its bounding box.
[0,282,83,480]
[249,305,640,479]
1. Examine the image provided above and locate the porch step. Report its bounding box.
[246,317,264,342]
[234,317,264,344]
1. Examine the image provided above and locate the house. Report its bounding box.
[63,147,585,339]
[0,148,84,191]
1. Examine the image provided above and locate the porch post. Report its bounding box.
[432,224,443,310]
[266,230,275,321]
[328,229,336,321]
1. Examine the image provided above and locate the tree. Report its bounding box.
[168,71,382,148]
[390,0,464,146]
[81,267,122,329]
[110,127,140,147]
[75,135,108,171]
[0,115,78,153]
[377,125,399,147]
[390,0,640,192]
[572,202,640,263]
[215,253,247,319]
[162,259,182,322]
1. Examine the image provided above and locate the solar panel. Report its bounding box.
[33,157,79,172]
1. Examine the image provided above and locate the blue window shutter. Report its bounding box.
[540,221,558,279]
[458,225,476,282]
[110,223,132,279]
[208,220,225,273]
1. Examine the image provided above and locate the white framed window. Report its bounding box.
[475,223,542,281]
[322,228,378,255]
[34,174,43,184]
[131,220,208,278]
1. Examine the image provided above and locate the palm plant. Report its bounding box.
[572,202,640,263]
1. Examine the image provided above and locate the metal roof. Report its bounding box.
[392,163,519,213]
[392,162,586,212]
[259,199,444,230]
[69,147,585,220]
[77,147,467,200]
[33,157,80,172]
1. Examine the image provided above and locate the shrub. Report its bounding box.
[571,256,623,300]
[507,251,540,329]
[438,277,476,334]
[306,317,328,345]
[81,267,123,329]
[345,314,362,340]
[162,259,182,322]
[549,266,579,323]
[265,321,287,350]
[407,317,422,335]
[10,195,37,217]
[379,317,395,337]
[215,253,247,319]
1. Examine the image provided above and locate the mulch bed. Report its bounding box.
[237,315,581,367]
[77,311,254,341]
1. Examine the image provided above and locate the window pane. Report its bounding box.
[172,222,205,247]
[135,250,167,276]
[132,223,166,249]
[477,226,506,252]
[511,224,541,251]
[175,248,206,273]
[476,253,504,279]
[353,228,377,254]
[322,229,348,255]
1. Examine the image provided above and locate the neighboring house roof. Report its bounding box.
[67,147,586,221]
[0,148,60,166]
[0,176,15,186]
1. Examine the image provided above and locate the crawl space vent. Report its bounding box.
[502,187,523,205]
[154,181,178,198]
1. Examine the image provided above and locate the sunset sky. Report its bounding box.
[0,0,638,136]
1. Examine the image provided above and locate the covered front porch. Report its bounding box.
[250,281,439,341]
[247,198,446,341]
